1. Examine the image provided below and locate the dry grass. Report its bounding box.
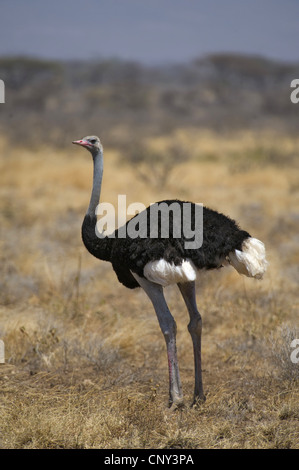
[0,129,298,449]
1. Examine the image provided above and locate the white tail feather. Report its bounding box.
[229,237,268,280]
[144,259,197,287]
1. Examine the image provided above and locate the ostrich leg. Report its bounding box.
[132,273,183,408]
[178,281,205,405]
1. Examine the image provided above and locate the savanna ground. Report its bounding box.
[0,128,298,449]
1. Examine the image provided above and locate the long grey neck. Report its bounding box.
[82,146,112,262]
[87,148,103,216]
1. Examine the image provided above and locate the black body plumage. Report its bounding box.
[82,199,250,289]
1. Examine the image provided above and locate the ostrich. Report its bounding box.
[72,135,267,408]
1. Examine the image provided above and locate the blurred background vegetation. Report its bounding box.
[1,53,298,150]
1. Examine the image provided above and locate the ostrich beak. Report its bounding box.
[72,139,91,147]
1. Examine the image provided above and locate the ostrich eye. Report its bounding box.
[89,139,97,145]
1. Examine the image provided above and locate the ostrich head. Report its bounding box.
[72,135,102,155]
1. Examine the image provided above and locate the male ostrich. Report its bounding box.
[73,135,267,408]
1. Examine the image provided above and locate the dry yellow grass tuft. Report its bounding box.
[0,130,298,449]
